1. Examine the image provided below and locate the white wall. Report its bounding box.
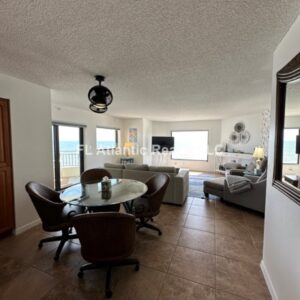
[221,113,264,154]
[51,104,124,169]
[0,73,53,234]
[152,120,221,171]
[262,16,300,300]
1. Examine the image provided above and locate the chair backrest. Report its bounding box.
[25,181,65,230]
[144,173,170,214]
[80,168,112,184]
[73,212,136,263]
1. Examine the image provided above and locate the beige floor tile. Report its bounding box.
[112,265,166,300]
[243,212,265,229]
[0,267,56,300]
[215,220,251,241]
[247,226,264,244]
[41,281,102,300]
[159,274,215,300]
[178,228,215,254]
[137,223,183,245]
[184,215,215,233]
[192,197,216,207]
[155,211,188,226]
[189,204,215,219]
[216,290,247,300]
[133,239,176,272]
[216,256,271,300]
[216,235,261,264]
[169,246,216,287]
[33,242,83,284]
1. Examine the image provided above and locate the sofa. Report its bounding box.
[203,171,267,213]
[104,163,189,205]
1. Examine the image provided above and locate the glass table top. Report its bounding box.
[60,178,148,207]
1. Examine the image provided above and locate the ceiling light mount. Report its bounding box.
[88,75,113,113]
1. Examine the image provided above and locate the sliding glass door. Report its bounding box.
[52,123,84,190]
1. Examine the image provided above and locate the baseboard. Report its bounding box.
[261,260,278,300]
[14,218,41,235]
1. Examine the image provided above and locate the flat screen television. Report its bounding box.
[152,136,174,152]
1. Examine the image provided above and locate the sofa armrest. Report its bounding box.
[173,169,189,205]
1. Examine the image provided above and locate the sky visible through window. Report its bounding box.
[172,131,208,160]
[283,128,299,164]
[97,128,118,149]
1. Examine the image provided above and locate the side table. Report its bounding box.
[120,157,134,165]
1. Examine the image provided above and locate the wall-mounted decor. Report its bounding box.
[229,132,240,144]
[234,122,245,133]
[128,128,137,143]
[240,131,251,144]
[229,121,251,145]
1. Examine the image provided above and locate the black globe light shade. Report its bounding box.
[88,75,113,113]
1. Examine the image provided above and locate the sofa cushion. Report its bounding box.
[125,164,149,171]
[149,166,177,173]
[104,163,124,169]
[223,162,242,170]
[203,178,225,191]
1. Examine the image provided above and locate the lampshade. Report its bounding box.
[296,135,300,154]
[253,147,265,159]
[123,142,134,148]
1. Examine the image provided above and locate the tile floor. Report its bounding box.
[0,196,270,300]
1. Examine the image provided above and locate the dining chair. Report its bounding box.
[133,173,170,235]
[73,212,139,298]
[25,181,83,260]
[80,168,120,212]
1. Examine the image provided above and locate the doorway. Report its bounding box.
[0,98,15,236]
[52,123,84,190]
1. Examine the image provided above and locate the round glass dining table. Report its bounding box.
[59,178,148,209]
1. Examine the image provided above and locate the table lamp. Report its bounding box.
[253,147,265,170]
[123,142,134,157]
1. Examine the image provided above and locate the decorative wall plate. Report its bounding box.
[240,130,251,144]
[234,122,245,133]
[229,132,240,144]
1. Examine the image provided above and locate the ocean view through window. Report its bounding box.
[171,130,208,160]
[283,128,300,164]
[96,127,120,150]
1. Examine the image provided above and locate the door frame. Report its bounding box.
[0,98,15,236]
[52,122,85,191]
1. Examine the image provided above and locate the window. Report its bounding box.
[171,130,208,160]
[283,128,300,164]
[96,127,120,150]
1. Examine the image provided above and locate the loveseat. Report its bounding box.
[104,163,189,205]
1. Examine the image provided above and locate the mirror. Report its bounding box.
[273,52,300,204]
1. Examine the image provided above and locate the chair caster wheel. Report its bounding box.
[38,242,43,249]
[135,264,140,271]
[105,290,112,298]
[77,271,83,278]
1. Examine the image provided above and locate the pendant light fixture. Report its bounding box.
[88,75,113,113]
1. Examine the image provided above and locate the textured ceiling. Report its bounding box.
[0,0,300,121]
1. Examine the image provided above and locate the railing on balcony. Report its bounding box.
[60,152,80,167]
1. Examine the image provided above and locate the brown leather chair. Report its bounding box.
[80,168,112,184]
[25,181,82,260]
[73,212,139,298]
[80,168,120,212]
[133,174,170,235]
